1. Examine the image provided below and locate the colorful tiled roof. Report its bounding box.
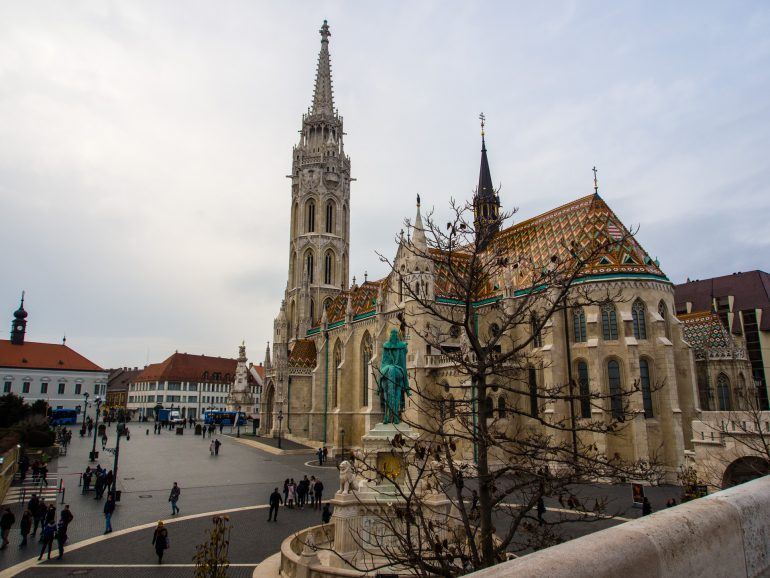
[678,311,733,354]
[135,352,237,383]
[0,340,104,372]
[289,339,317,368]
[321,281,382,325]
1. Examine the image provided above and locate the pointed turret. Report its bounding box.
[412,194,427,253]
[473,114,501,249]
[311,20,334,116]
[264,341,272,369]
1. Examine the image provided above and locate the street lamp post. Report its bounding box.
[110,415,126,496]
[90,396,103,462]
[82,392,90,431]
[236,405,241,438]
[340,428,345,460]
[277,409,284,449]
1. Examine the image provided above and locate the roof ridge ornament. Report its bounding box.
[593,165,599,196]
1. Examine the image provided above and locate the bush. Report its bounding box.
[25,428,55,448]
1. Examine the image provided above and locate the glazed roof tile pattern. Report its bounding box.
[289,339,317,368]
[136,352,237,383]
[678,311,734,354]
[0,340,104,371]
[321,281,381,325]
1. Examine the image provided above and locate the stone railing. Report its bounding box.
[280,523,362,578]
[467,475,770,578]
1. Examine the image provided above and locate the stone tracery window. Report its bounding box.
[305,250,314,283]
[306,200,316,233]
[601,303,619,341]
[632,299,647,340]
[640,358,654,418]
[717,373,732,411]
[577,360,591,418]
[324,251,334,285]
[573,307,587,343]
[325,201,335,234]
[658,300,670,339]
[607,359,624,421]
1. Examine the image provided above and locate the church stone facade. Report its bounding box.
[259,22,753,484]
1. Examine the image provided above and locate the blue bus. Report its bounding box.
[50,408,78,425]
[203,410,246,427]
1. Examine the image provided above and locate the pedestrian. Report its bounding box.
[60,505,74,530]
[125,427,131,441]
[44,504,56,525]
[19,509,32,547]
[287,479,296,509]
[322,446,328,463]
[39,463,48,487]
[101,432,108,450]
[55,518,68,559]
[537,497,546,524]
[105,470,115,493]
[317,447,323,466]
[268,487,282,522]
[298,476,309,509]
[309,476,317,508]
[31,460,40,481]
[209,440,214,455]
[169,482,181,515]
[322,503,332,524]
[314,479,324,510]
[82,466,92,494]
[87,421,93,436]
[283,479,289,505]
[219,422,223,434]
[33,499,47,537]
[214,439,221,456]
[642,496,652,516]
[0,507,15,549]
[103,494,115,534]
[19,454,30,482]
[152,521,169,563]
[94,471,104,500]
[37,520,56,560]
[26,495,39,529]
[666,498,677,508]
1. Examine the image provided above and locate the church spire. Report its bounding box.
[311,20,334,116]
[10,291,28,345]
[473,113,501,248]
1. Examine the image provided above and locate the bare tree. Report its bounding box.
[193,515,232,578]
[318,198,665,576]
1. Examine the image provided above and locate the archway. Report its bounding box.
[263,382,275,432]
[722,456,770,489]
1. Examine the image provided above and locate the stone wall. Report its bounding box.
[467,475,770,578]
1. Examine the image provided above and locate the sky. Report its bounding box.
[1,1,769,369]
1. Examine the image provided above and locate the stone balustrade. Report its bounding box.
[467,475,770,578]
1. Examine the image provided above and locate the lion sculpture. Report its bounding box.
[339,460,358,494]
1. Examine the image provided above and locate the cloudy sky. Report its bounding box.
[1,1,769,369]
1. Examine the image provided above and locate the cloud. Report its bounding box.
[1,0,769,367]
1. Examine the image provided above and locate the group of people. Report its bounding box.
[82,464,114,499]
[55,427,73,449]
[0,496,75,560]
[16,455,49,486]
[267,476,329,523]
[316,447,329,465]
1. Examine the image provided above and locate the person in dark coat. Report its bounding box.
[44,504,56,525]
[321,503,332,524]
[169,482,181,515]
[151,521,169,563]
[313,479,324,510]
[33,499,47,537]
[26,495,38,533]
[60,505,74,529]
[19,454,30,482]
[268,487,282,522]
[19,509,32,547]
[103,494,115,534]
[642,496,653,516]
[0,507,15,549]
[82,466,92,494]
[39,464,48,487]
[55,519,68,559]
[537,497,546,524]
[38,521,56,560]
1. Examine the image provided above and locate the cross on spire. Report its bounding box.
[592,166,599,194]
[479,112,486,137]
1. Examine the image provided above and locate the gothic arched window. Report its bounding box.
[577,360,591,418]
[717,373,732,411]
[361,332,373,407]
[640,358,654,418]
[332,340,342,408]
[658,300,670,339]
[324,251,334,285]
[306,200,315,233]
[607,359,624,421]
[531,313,542,348]
[305,251,314,284]
[290,252,297,287]
[309,299,315,325]
[291,202,299,237]
[573,307,587,343]
[528,367,539,418]
[325,201,334,234]
[602,303,619,341]
[632,299,647,340]
[497,395,507,419]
